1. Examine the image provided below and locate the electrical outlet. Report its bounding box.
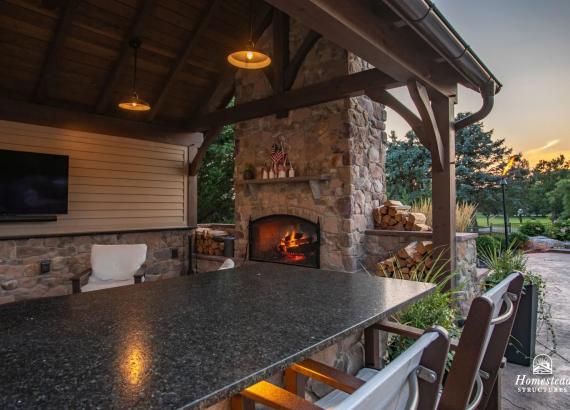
[171,248,179,259]
[40,260,51,274]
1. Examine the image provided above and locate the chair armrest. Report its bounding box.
[133,263,147,284]
[376,320,460,351]
[238,381,322,410]
[288,359,365,394]
[71,269,91,294]
[374,320,424,340]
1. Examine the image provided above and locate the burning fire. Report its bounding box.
[278,227,311,261]
[502,155,517,176]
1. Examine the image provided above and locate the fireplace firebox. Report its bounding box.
[249,215,320,268]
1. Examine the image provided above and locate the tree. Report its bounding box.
[385,131,431,203]
[197,125,235,223]
[386,113,513,216]
[548,179,570,219]
[528,155,570,218]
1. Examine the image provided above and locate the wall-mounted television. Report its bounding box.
[0,149,69,215]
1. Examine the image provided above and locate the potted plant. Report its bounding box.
[479,245,554,366]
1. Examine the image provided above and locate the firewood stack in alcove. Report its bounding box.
[376,240,434,279]
[372,200,431,231]
[195,228,228,256]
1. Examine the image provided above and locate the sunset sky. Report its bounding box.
[386,0,570,166]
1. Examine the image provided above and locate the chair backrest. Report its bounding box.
[336,327,449,410]
[218,259,235,270]
[91,244,147,281]
[440,271,524,410]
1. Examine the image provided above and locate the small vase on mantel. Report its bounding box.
[288,162,295,178]
[278,164,287,178]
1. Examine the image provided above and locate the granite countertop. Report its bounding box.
[0,263,434,409]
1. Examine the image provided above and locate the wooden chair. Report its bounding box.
[231,326,450,410]
[71,244,147,293]
[377,271,524,410]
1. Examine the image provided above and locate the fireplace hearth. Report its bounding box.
[249,215,320,268]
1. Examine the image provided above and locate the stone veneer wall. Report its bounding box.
[0,229,191,305]
[233,21,386,273]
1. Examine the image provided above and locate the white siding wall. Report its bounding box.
[0,120,189,236]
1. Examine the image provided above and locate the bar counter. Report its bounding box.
[0,263,434,409]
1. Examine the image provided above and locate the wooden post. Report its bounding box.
[431,96,456,280]
[364,326,381,370]
[188,145,198,227]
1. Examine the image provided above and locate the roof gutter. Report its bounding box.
[382,0,501,130]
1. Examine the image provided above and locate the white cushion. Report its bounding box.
[218,259,235,270]
[90,244,147,281]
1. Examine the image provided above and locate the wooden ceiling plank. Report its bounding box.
[31,0,80,103]
[147,0,223,121]
[95,0,157,114]
[189,69,401,131]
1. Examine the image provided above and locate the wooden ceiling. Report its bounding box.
[0,0,261,127]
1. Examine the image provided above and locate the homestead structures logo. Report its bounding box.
[533,354,553,375]
[515,354,570,393]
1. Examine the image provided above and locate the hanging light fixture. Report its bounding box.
[227,1,271,69]
[118,38,151,111]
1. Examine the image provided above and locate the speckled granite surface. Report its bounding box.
[0,263,434,409]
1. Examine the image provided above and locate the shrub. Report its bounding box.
[519,220,548,236]
[476,235,502,254]
[548,219,570,241]
[509,231,529,249]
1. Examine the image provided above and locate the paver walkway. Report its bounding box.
[501,252,570,409]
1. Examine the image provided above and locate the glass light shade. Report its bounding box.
[118,93,151,111]
[227,48,271,69]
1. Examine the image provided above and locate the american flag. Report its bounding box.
[271,143,286,164]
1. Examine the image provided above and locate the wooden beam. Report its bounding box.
[189,126,223,176]
[265,0,457,97]
[408,80,445,171]
[32,0,80,103]
[147,0,223,121]
[0,98,202,146]
[95,0,157,114]
[272,10,289,94]
[284,30,321,90]
[430,96,456,281]
[189,69,400,131]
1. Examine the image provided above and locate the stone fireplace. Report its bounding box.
[249,214,320,268]
[233,21,387,272]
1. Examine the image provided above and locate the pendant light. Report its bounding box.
[227,1,271,69]
[118,38,151,111]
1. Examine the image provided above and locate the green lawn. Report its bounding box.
[475,214,551,227]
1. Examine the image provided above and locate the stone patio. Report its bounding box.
[501,252,570,409]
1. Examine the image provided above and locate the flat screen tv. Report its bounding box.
[0,149,69,215]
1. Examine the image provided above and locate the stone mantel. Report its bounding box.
[365,230,478,242]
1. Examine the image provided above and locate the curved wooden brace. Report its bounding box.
[189,126,223,176]
[407,80,445,171]
[365,87,425,143]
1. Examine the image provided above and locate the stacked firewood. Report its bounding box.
[377,240,433,279]
[195,228,228,256]
[372,200,431,231]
